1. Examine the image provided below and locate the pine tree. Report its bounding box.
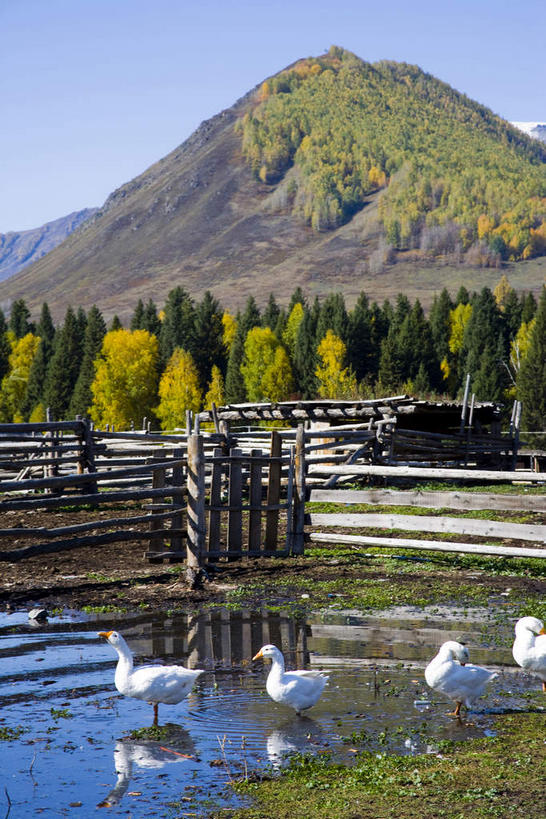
[502,288,523,341]
[429,288,453,363]
[109,314,123,331]
[69,305,107,417]
[239,295,261,337]
[9,299,33,338]
[455,286,470,305]
[518,286,546,431]
[23,303,56,418]
[293,306,318,398]
[262,293,281,330]
[463,288,505,386]
[347,292,372,382]
[130,299,145,330]
[142,299,161,336]
[287,286,306,313]
[521,292,537,324]
[159,287,195,368]
[316,293,348,343]
[43,307,83,419]
[225,323,246,403]
[0,309,12,382]
[191,291,226,391]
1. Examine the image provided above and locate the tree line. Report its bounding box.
[0,276,545,432]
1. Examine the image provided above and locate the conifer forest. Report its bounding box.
[1,277,545,436]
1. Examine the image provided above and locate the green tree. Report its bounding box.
[429,288,453,363]
[109,314,123,331]
[293,306,318,398]
[463,288,504,387]
[90,329,159,429]
[159,287,195,368]
[0,309,13,383]
[191,291,226,391]
[23,303,56,418]
[239,295,261,337]
[9,299,33,338]
[225,321,246,403]
[518,286,546,431]
[43,307,83,419]
[130,299,145,330]
[316,293,348,344]
[156,348,202,430]
[347,292,373,382]
[69,305,107,417]
[262,293,281,330]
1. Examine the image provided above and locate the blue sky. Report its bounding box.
[1,0,544,233]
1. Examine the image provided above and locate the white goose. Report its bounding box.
[512,616,546,691]
[99,630,204,725]
[252,644,328,715]
[424,640,497,717]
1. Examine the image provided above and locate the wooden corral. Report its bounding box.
[1,396,545,580]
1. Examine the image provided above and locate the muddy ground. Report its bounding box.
[1,504,544,613]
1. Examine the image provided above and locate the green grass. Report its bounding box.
[215,714,545,819]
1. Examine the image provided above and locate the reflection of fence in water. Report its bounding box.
[131,609,310,670]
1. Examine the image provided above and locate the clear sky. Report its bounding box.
[1,0,544,233]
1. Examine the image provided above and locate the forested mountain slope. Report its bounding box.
[3,47,545,323]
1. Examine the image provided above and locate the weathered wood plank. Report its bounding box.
[265,431,281,554]
[227,447,243,557]
[308,464,546,482]
[309,513,546,543]
[308,532,546,559]
[208,447,223,555]
[248,448,262,554]
[187,434,206,582]
[309,488,546,512]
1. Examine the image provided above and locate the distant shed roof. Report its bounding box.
[198,396,502,429]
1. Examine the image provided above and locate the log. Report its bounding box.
[307,464,546,482]
[308,512,546,543]
[308,532,546,559]
[309,488,546,512]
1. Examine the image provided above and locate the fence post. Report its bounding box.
[186,433,206,587]
[248,448,262,554]
[265,430,282,555]
[147,455,166,563]
[227,447,243,559]
[292,424,306,555]
[170,447,184,561]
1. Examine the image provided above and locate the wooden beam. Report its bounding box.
[308,532,546,559]
[308,512,546,543]
[309,488,546,513]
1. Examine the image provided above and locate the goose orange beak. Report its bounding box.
[98,631,113,639]
[252,649,264,661]
[539,627,546,635]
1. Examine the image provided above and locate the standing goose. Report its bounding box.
[99,630,203,725]
[252,644,328,715]
[512,616,546,691]
[424,640,497,717]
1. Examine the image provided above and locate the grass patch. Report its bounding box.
[218,714,545,819]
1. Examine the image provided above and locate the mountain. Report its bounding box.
[2,47,546,323]
[0,208,97,284]
[512,122,546,144]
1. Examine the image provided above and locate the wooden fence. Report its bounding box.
[1,417,545,577]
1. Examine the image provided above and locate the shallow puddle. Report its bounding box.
[0,606,543,817]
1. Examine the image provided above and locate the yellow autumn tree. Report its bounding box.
[156,348,202,431]
[241,326,294,401]
[0,332,40,422]
[204,364,225,410]
[315,330,357,398]
[90,329,159,429]
[261,346,295,401]
[222,311,237,354]
[493,274,513,311]
[282,302,304,359]
[448,303,473,355]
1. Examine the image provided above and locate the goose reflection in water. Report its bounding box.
[98,730,195,808]
[266,717,325,770]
